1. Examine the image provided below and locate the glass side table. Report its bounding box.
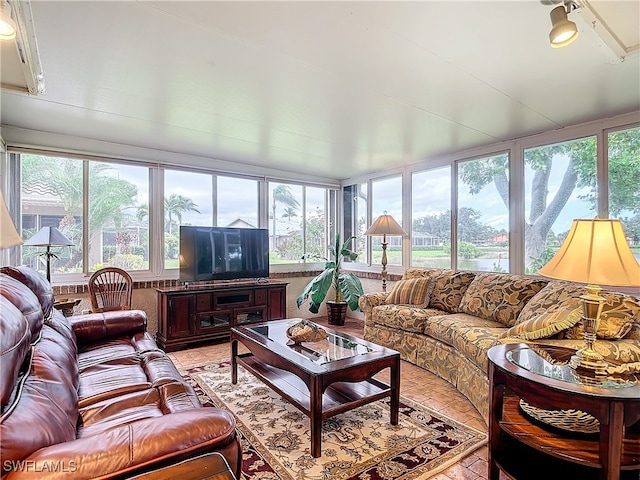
[487,343,640,480]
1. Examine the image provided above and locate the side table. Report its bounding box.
[53,298,81,317]
[488,343,640,480]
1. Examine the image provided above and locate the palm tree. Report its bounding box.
[164,194,200,235]
[271,185,300,250]
[281,206,298,222]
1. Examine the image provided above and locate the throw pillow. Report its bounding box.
[502,304,583,341]
[564,296,640,340]
[458,273,548,327]
[385,278,432,308]
[428,271,476,313]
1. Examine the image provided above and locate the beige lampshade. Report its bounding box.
[364,213,407,237]
[539,219,640,287]
[0,190,23,248]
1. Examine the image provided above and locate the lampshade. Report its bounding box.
[549,4,579,48]
[0,190,23,248]
[24,226,74,247]
[364,213,407,237]
[538,219,640,287]
[0,1,16,41]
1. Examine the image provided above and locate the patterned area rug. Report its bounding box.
[182,362,487,480]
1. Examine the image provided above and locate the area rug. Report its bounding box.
[182,361,487,480]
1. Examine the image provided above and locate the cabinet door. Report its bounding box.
[167,295,193,339]
[235,306,267,326]
[268,286,286,320]
[195,310,232,334]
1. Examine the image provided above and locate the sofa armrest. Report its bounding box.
[358,292,389,328]
[4,409,238,480]
[69,310,147,347]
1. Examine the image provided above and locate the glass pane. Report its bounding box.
[217,176,258,228]
[88,161,149,272]
[269,183,303,264]
[371,176,403,266]
[164,170,212,269]
[304,187,326,260]
[411,166,451,268]
[349,183,368,265]
[457,154,509,272]
[524,137,596,273]
[21,155,84,277]
[608,127,640,265]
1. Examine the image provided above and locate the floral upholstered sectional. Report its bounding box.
[359,268,640,423]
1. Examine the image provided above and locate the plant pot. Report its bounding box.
[327,300,348,326]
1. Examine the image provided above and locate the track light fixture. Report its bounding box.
[0,1,16,41]
[549,1,579,48]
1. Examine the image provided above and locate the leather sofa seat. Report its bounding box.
[1,266,242,479]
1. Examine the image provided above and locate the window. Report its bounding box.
[217,176,259,228]
[371,176,403,267]
[21,155,84,275]
[411,166,451,268]
[344,183,368,265]
[457,154,509,272]
[88,161,149,271]
[164,170,212,269]
[524,137,596,273]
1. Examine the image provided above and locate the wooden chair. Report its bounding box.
[88,267,133,313]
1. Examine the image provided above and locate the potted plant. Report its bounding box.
[296,233,364,326]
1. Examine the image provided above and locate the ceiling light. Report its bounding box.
[549,3,579,48]
[0,1,16,41]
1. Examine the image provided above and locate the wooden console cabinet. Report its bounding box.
[156,280,287,351]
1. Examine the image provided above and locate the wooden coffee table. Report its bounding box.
[230,319,400,457]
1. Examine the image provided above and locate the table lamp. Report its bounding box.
[23,226,74,282]
[538,218,640,375]
[364,212,407,292]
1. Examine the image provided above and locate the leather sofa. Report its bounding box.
[0,266,242,479]
[359,268,640,422]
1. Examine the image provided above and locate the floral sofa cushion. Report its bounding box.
[516,281,583,322]
[404,268,451,280]
[450,326,505,374]
[372,304,445,334]
[458,273,548,327]
[423,312,505,347]
[428,271,476,313]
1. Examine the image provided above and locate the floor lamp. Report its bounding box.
[364,212,407,292]
[23,226,74,282]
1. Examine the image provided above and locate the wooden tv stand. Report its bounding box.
[155,280,287,351]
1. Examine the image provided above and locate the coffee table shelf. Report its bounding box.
[238,354,395,417]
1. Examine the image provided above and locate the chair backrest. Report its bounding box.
[88,267,133,313]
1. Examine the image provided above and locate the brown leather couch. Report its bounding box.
[0,266,241,479]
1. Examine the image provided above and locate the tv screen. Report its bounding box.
[179,226,269,282]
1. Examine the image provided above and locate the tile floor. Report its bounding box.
[168,317,491,480]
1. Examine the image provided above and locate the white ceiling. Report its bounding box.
[1,1,639,181]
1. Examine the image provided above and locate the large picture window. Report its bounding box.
[457,154,509,272]
[371,176,403,267]
[523,137,596,273]
[411,166,451,268]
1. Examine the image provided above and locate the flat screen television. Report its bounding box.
[179,226,269,282]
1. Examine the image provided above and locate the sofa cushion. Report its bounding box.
[516,281,583,322]
[372,304,445,334]
[458,273,547,326]
[424,312,505,347]
[450,326,505,373]
[404,268,449,280]
[0,273,44,344]
[428,271,476,313]
[385,277,433,308]
[503,304,582,341]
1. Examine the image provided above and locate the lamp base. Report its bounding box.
[569,348,607,376]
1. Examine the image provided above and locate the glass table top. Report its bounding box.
[506,345,637,389]
[247,321,376,365]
